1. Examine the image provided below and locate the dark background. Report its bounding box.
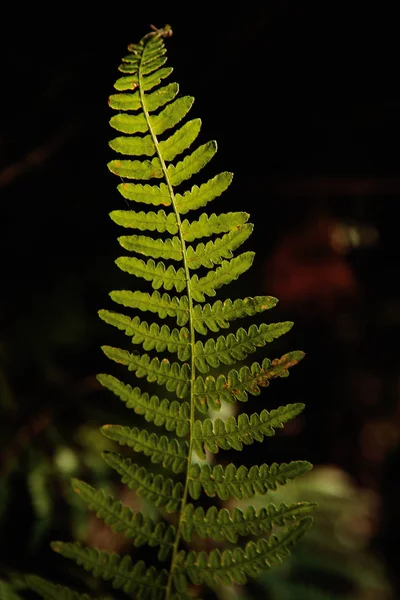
[1,4,400,599]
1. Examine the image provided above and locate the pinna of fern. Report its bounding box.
[27,24,316,600]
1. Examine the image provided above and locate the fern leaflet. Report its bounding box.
[51,542,168,600]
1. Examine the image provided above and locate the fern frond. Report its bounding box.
[101,425,188,473]
[174,172,233,214]
[114,67,174,96]
[159,119,202,162]
[97,374,190,436]
[109,290,189,326]
[188,461,312,501]
[110,209,179,233]
[186,224,253,270]
[109,83,174,111]
[99,311,190,360]
[0,581,25,600]
[118,54,167,74]
[72,479,175,560]
[176,518,313,587]
[108,157,164,180]
[48,26,315,600]
[181,212,250,241]
[51,543,168,600]
[152,96,195,135]
[116,257,186,292]
[192,296,278,334]
[190,252,255,302]
[101,347,190,397]
[118,60,167,78]
[109,82,177,111]
[102,452,183,512]
[23,576,92,600]
[193,322,293,373]
[114,67,172,93]
[119,41,167,68]
[167,141,217,186]
[117,182,171,206]
[112,96,191,135]
[181,502,317,543]
[193,351,305,412]
[109,119,201,163]
[144,82,179,110]
[109,134,156,157]
[142,66,174,91]
[110,95,192,136]
[192,403,305,459]
[118,234,182,261]
[109,111,147,134]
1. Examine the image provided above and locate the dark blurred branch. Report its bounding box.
[0,121,80,187]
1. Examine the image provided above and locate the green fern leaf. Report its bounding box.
[109,111,147,134]
[181,501,317,544]
[190,252,255,302]
[175,172,233,214]
[48,27,315,600]
[145,82,179,111]
[118,55,167,75]
[114,66,172,93]
[108,157,163,180]
[193,322,293,373]
[151,96,195,135]
[114,67,172,92]
[102,452,183,512]
[181,211,250,241]
[51,542,168,600]
[101,347,190,397]
[108,92,139,111]
[0,581,25,600]
[109,82,178,112]
[101,425,188,473]
[146,82,179,110]
[188,461,312,501]
[118,234,183,261]
[186,224,253,270]
[115,83,189,128]
[116,257,186,292]
[117,182,171,206]
[99,311,190,360]
[143,68,175,91]
[142,67,174,91]
[72,479,175,560]
[109,290,189,326]
[109,134,156,157]
[96,374,190,436]
[192,296,278,334]
[192,403,305,459]
[160,119,202,162]
[110,209,179,234]
[23,576,92,600]
[167,141,217,186]
[193,350,305,412]
[159,119,201,162]
[176,518,313,587]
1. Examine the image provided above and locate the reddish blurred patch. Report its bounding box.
[266,215,359,314]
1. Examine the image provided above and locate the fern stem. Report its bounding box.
[138,33,197,600]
